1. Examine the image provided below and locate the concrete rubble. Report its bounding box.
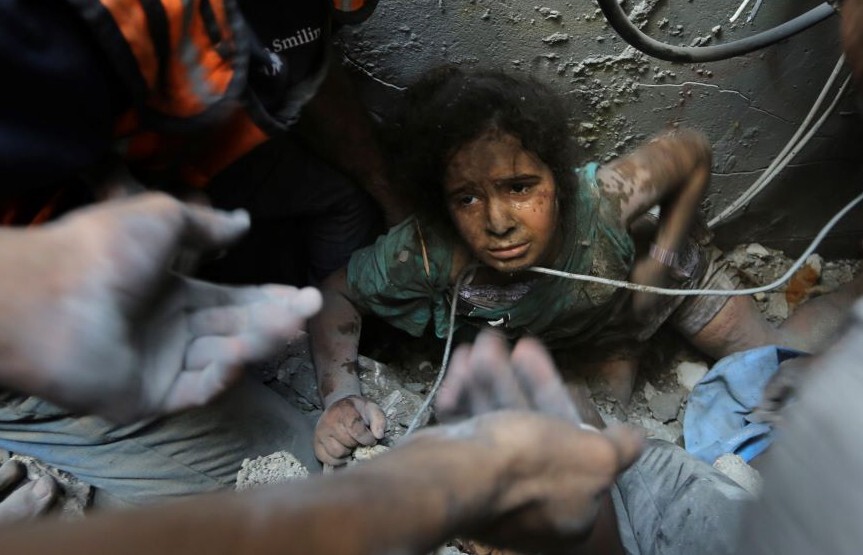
[236,451,309,491]
[3,243,858,555]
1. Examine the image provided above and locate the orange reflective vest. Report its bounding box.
[1,0,377,225]
[88,0,374,188]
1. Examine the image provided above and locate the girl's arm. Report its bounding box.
[595,129,712,313]
[309,268,386,466]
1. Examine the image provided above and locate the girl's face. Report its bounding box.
[443,130,559,273]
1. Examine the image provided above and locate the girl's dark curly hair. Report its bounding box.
[388,66,578,226]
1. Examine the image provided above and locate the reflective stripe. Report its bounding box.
[75,0,247,122]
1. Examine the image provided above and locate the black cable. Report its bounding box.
[597,0,836,62]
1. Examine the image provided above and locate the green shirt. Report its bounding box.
[346,163,636,347]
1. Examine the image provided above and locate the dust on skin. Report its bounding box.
[319,360,358,399]
[597,129,710,226]
[340,360,358,376]
[337,317,360,335]
[319,372,337,400]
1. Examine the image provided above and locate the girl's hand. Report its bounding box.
[314,395,386,466]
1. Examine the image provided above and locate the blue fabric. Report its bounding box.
[683,346,806,464]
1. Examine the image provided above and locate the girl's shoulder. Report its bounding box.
[348,216,454,291]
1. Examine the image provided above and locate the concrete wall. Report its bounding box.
[336,0,863,257]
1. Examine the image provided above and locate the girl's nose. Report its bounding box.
[485,199,516,237]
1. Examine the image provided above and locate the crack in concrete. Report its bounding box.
[748,105,795,125]
[637,82,797,123]
[637,81,752,103]
[711,161,834,176]
[342,55,406,91]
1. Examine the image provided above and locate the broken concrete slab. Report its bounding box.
[675,360,709,392]
[647,392,683,423]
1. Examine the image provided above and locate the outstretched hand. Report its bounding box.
[3,193,322,422]
[430,331,643,553]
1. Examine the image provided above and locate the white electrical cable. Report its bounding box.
[730,0,752,22]
[405,266,473,435]
[405,56,857,432]
[406,191,863,433]
[709,55,848,228]
[531,190,863,297]
[711,74,852,229]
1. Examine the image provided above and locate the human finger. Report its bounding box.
[184,337,245,370]
[317,435,353,466]
[435,344,474,421]
[187,300,309,343]
[601,425,645,472]
[160,361,245,413]
[355,399,387,440]
[0,476,57,524]
[0,461,25,494]
[177,202,251,251]
[345,414,378,447]
[511,337,580,422]
[185,280,322,318]
[468,330,530,412]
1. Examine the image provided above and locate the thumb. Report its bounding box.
[179,203,251,251]
[357,399,387,440]
[602,425,645,472]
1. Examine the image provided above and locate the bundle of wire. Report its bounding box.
[708,55,851,229]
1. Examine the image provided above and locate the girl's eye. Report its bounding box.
[510,182,532,194]
[459,195,479,206]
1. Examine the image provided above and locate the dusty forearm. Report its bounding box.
[310,270,364,406]
[600,129,711,246]
[650,137,710,254]
[1,432,496,555]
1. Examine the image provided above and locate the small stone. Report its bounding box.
[675,361,709,392]
[648,392,683,422]
[405,382,426,394]
[637,417,683,444]
[746,243,771,258]
[541,32,571,44]
[765,293,789,320]
[711,25,722,35]
[753,292,767,301]
[714,454,763,495]
[642,381,659,401]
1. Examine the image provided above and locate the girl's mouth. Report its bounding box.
[487,242,530,261]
